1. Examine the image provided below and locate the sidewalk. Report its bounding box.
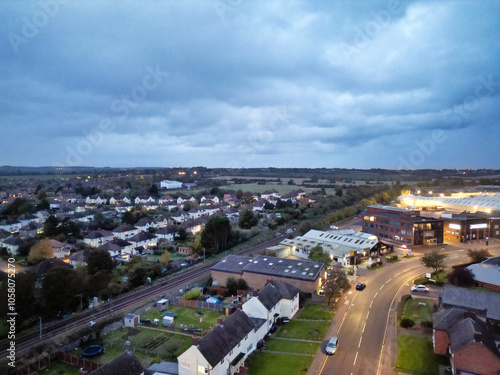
[305,291,355,375]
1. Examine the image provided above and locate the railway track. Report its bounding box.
[0,235,284,358]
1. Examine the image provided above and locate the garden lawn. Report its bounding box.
[37,361,81,375]
[298,304,334,320]
[265,339,320,354]
[141,305,224,330]
[402,298,433,326]
[396,334,447,375]
[276,320,329,341]
[247,352,313,375]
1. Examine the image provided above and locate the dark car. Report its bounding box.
[356,282,366,291]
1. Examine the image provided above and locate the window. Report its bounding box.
[198,365,208,374]
[181,361,191,369]
[390,228,394,232]
[390,220,394,225]
[407,239,411,244]
[247,343,253,353]
[407,224,412,229]
[395,221,400,226]
[401,230,405,235]
[238,343,241,348]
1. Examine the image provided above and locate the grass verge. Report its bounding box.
[298,304,334,320]
[401,298,433,326]
[276,320,329,341]
[264,339,320,354]
[395,334,447,375]
[247,352,313,375]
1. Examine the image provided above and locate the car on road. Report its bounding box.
[355,282,366,291]
[89,321,96,327]
[411,285,429,292]
[325,336,339,355]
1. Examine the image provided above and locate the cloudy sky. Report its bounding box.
[1,1,499,170]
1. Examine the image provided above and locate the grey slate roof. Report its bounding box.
[197,309,257,367]
[257,283,283,311]
[144,361,179,375]
[466,256,500,287]
[448,317,500,357]
[441,284,500,321]
[432,308,465,330]
[270,279,300,300]
[90,350,143,375]
[211,254,252,275]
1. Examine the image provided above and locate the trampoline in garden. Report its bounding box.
[82,345,104,358]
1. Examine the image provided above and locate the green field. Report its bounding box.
[396,334,447,375]
[401,298,434,326]
[141,304,224,330]
[275,320,330,341]
[298,304,334,320]
[265,338,320,354]
[247,352,313,375]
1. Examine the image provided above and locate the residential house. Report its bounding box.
[154,215,170,228]
[115,202,133,213]
[128,232,158,251]
[19,222,43,238]
[156,226,178,242]
[112,224,139,240]
[100,238,134,259]
[0,219,22,233]
[49,239,71,259]
[466,257,500,292]
[143,202,159,211]
[261,190,279,200]
[136,217,155,232]
[242,280,300,330]
[49,200,60,210]
[200,195,220,206]
[109,196,123,205]
[134,195,156,205]
[83,230,114,248]
[177,309,267,375]
[144,361,179,375]
[2,236,24,256]
[69,248,92,267]
[181,218,204,235]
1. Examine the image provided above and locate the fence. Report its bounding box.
[8,351,100,375]
[165,295,223,311]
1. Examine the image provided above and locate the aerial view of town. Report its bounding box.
[1,1,500,375]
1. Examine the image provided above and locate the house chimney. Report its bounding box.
[192,335,199,346]
[217,318,223,326]
[464,310,476,319]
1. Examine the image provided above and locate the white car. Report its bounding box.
[325,336,339,355]
[411,285,429,292]
[89,320,96,327]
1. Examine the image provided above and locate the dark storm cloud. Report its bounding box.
[0,0,499,168]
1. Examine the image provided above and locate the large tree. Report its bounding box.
[447,267,475,287]
[238,208,258,229]
[87,248,115,275]
[201,215,231,255]
[420,250,447,273]
[308,245,331,265]
[323,267,351,306]
[28,238,54,264]
[467,248,492,264]
[42,267,82,315]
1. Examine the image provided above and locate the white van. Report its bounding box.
[326,336,338,355]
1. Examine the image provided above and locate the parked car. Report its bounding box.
[355,282,366,291]
[325,336,339,355]
[281,317,290,324]
[411,285,429,292]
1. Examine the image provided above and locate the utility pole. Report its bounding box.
[38,317,42,346]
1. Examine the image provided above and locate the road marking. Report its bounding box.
[403,268,410,272]
[370,300,373,308]
[374,292,378,298]
[386,278,392,283]
[344,300,349,305]
[366,311,370,320]
[353,351,358,365]
[394,272,401,276]
[362,322,366,333]
[318,352,328,374]
[379,285,385,290]
[458,249,465,252]
[358,336,363,348]
[348,291,353,294]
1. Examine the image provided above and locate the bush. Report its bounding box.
[400,318,415,328]
[414,277,427,285]
[184,288,202,300]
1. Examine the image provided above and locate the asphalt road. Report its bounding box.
[317,242,500,375]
